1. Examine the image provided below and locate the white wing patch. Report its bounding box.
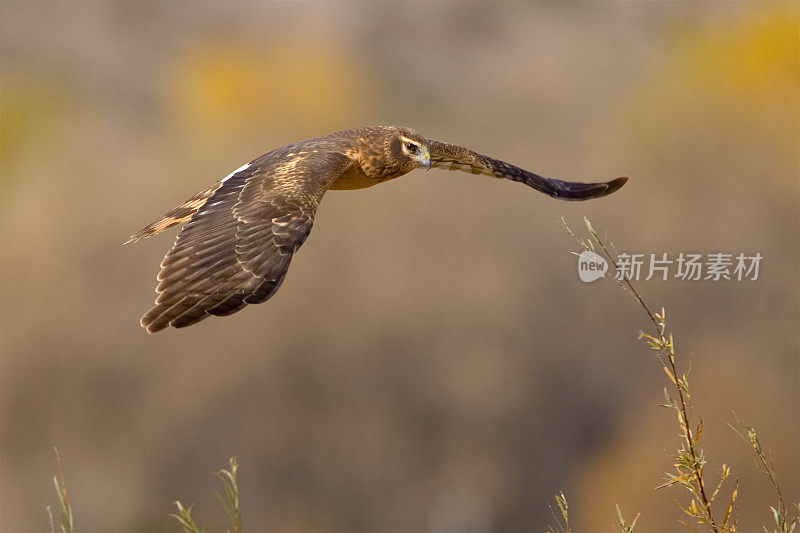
[220,163,252,183]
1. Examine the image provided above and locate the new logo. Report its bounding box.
[577,251,608,282]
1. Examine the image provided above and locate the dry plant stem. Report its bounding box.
[547,491,571,533]
[749,429,786,525]
[729,421,797,531]
[47,506,56,533]
[52,446,74,533]
[564,218,719,532]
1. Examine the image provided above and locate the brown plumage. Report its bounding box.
[128,126,628,333]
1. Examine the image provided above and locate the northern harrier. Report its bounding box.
[129,126,627,332]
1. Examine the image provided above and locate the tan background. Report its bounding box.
[1,2,798,531]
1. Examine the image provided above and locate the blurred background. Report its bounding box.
[1,1,798,531]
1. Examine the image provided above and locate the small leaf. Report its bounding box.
[660,388,676,409]
[722,480,738,529]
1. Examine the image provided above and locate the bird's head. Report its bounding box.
[390,128,431,171]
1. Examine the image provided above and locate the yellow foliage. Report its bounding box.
[0,77,70,172]
[675,8,799,105]
[168,36,370,133]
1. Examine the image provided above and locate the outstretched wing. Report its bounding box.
[428,139,627,200]
[132,151,353,333]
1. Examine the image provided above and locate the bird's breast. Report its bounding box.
[329,165,394,190]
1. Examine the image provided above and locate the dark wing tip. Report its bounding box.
[604,176,629,195]
[546,175,629,201]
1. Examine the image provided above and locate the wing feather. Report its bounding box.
[428,139,627,201]
[136,150,353,332]
[125,164,253,244]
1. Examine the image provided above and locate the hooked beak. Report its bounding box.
[417,149,431,170]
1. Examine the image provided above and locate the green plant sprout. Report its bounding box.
[172,457,242,533]
[47,447,74,533]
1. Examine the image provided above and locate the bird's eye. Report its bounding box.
[406,143,418,153]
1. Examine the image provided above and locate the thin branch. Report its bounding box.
[564,218,726,531]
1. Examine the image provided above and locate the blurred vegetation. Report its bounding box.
[168,38,373,135]
[3,2,798,531]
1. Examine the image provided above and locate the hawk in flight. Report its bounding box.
[129,126,627,333]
